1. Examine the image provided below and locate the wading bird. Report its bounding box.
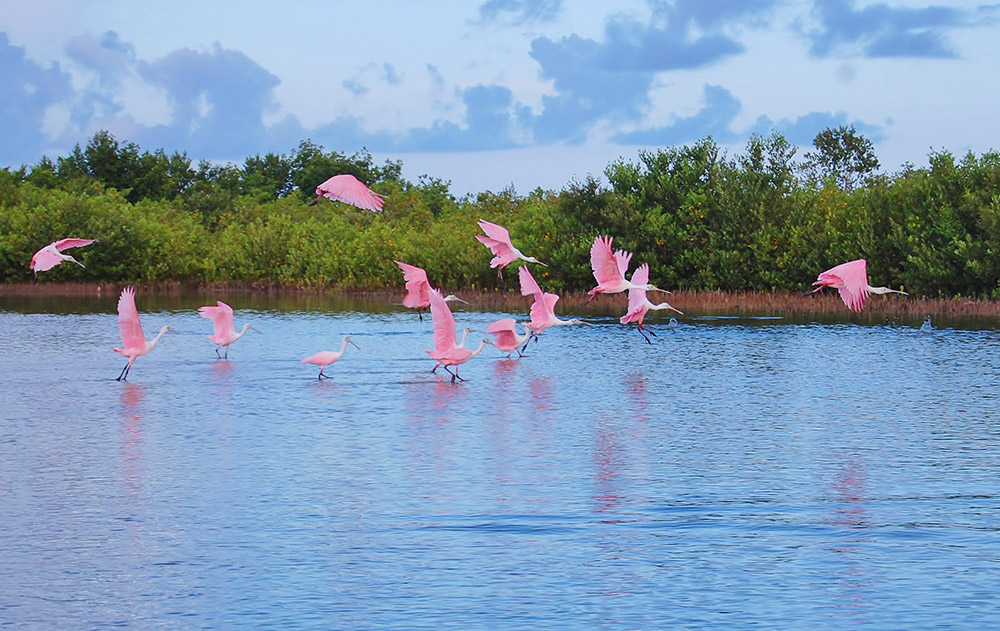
[519,266,588,343]
[804,258,908,312]
[485,318,535,358]
[197,300,259,358]
[113,286,173,381]
[582,235,669,305]
[309,174,384,211]
[475,219,546,279]
[394,260,468,320]
[426,289,493,382]
[301,337,359,380]
[620,264,683,343]
[30,238,97,278]
[431,327,476,373]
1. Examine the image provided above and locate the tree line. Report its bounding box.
[2,127,999,298]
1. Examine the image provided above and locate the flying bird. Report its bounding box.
[113,286,173,381]
[197,300,259,358]
[394,260,468,320]
[620,263,683,343]
[582,235,668,305]
[301,336,360,380]
[29,238,97,277]
[518,265,588,341]
[309,174,384,211]
[430,327,476,373]
[425,289,493,382]
[475,219,546,279]
[485,318,535,358]
[804,258,908,312]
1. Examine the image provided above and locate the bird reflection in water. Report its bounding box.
[828,456,873,622]
[118,383,146,498]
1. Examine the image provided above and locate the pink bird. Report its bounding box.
[394,260,468,320]
[485,318,535,358]
[582,235,668,305]
[309,174,385,211]
[430,327,476,373]
[518,266,588,340]
[197,300,259,358]
[804,258,908,312]
[301,336,360,380]
[113,286,173,381]
[620,263,683,343]
[475,219,546,278]
[30,238,97,277]
[425,289,493,382]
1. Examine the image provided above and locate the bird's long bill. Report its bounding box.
[668,306,684,315]
[801,286,823,297]
[348,339,361,350]
[249,326,262,334]
[453,297,471,305]
[650,285,671,294]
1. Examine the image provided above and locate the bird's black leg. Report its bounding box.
[224,346,229,359]
[638,325,652,344]
[117,363,130,381]
[418,310,423,322]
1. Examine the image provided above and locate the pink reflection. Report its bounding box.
[118,383,145,497]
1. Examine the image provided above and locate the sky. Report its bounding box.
[2,0,999,196]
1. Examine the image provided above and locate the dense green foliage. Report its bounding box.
[3,129,1000,297]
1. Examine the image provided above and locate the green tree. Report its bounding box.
[801,125,879,192]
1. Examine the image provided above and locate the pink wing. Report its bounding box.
[117,286,146,349]
[198,300,235,338]
[316,174,384,211]
[621,264,650,324]
[477,219,512,245]
[591,235,632,285]
[518,265,542,298]
[394,260,430,308]
[818,259,869,312]
[485,318,517,334]
[486,319,518,348]
[427,289,457,351]
[529,293,560,328]
[476,220,515,266]
[52,238,97,252]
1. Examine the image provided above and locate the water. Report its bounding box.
[2,294,999,630]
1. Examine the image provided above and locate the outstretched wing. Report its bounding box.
[316,174,384,211]
[621,265,650,324]
[394,260,430,308]
[518,265,542,298]
[117,286,146,349]
[819,259,869,312]
[198,300,235,337]
[591,235,631,285]
[52,238,97,252]
[427,289,457,351]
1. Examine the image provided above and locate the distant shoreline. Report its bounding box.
[2,282,998,318]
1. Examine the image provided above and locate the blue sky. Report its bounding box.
[2,0,998,195]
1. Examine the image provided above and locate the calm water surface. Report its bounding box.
[1,293,999,630]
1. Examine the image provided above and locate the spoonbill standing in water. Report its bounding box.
[301,337,360,380]
[113,286,173,381]
[803,258,908,312]
[430,327,476,373]
[620,263,683,343]
[475,219,546,279]
[485,318,535,358]
[426,289,493,382]
[309,174,384,211]
[197,300,259,358]
[518,266,588,342]
[582,235,669,305]
[30,238,97,277]
[394,260,468,320]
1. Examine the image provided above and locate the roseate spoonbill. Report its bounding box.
[309,174,384,211]
[475,219,546,279]
[425,289,493,382]
[394,260,468,320]
[582,235,669,305]
[301,336,359,380]
[803,258,908,312]
[197,300,259,358]
[30,238,97,277]
[620,263,683,343]
[113,286,173,381]
[431,327,476,373]
[518,266,588,341]
[485,318,535,358]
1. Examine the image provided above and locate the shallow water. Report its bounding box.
[1,294,999,630]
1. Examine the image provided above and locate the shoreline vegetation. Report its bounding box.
[4,130,1000,309]
[3,282,997,318]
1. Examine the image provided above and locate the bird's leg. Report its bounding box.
[579,293,596,307]
[431,363,440,373]
[418,310,423,322]
[443,365,457,382]
[637,324,652,344]
[216,347,223,359]
[317,367,327,380]
[116,363,130,381]
[224,346,230,359]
